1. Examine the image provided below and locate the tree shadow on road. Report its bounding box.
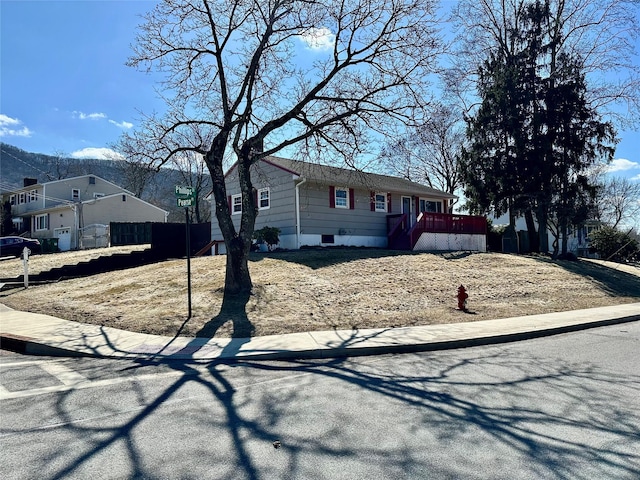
[22,330,640,480]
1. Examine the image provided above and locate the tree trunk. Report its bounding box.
[224,235,253,295]
[205,133,257,297]
[536,205,549,254]
[524,209,539,253]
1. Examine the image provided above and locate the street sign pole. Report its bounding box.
[186,207,192,318]
[175,186,196,318]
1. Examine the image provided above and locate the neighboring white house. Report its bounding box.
[2,175,169,250]
[211,157,486,253]
[490,212,602,257]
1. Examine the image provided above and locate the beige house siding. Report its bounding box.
[42,176,128,207]
[82,194,167,225]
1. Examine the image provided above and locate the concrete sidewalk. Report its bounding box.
[1,302,639,361]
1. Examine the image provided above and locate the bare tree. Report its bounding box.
[115,155,158,198]
[43,150,78,180]
[595,176,640,229]
[118,0,442,296]
[169,151,212,224]
[378,102,464,210]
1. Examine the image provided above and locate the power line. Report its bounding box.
[0,147,56,185]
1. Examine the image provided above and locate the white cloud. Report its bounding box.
[631,173,640,181]
[73,111,107,120]
[70,147,124,160]
[607,158,639,172]
[299,27,335,50]
[0,114,32,137]
[108,119,133,129]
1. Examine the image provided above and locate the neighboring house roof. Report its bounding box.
[86,192,169,214]
[229,156,457,199]
[13,192,168,215]
[2,174,135,196]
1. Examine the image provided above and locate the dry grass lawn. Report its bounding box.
[1,247,639,338]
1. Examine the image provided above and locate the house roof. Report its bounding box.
[2,174,134,196]
[262,156,457,198]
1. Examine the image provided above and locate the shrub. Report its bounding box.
[589,226,639,262]
[253,226,280,250]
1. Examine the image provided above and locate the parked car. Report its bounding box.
[0,236,42,258]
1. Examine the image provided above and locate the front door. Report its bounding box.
[402,196,412,227]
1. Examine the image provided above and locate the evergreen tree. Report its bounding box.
[461,1,616,255]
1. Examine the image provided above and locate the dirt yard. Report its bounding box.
[1,247,639,338]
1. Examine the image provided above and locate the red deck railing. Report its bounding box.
[388,212,487,250]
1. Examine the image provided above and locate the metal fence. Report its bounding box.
[79,224,109,250]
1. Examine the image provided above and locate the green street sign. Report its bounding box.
[175,185,196,198]
[177,197,194,207]
[175,185,196,207]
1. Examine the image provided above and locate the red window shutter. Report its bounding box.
[227,195,232,211]
[349,188,355,210]
[387,193,392,213]
[370,191,375,211]
[329,186,335,208]
[46,213,50,229]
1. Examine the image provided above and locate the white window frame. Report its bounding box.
[35,214,49,231]
[335,187,348,209]
[93,192,105,199]
[258,187,270,210]
[29,190,37,202]
[19,192,26,204]
[72,189,80,201]
[9,195,15,206]
[374,192,387,212]
[232,194,242,214]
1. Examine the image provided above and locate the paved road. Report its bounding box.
[1,322,639,479]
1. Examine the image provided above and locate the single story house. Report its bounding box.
[2,175,168,250]
[212,157,486,252]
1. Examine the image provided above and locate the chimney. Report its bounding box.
[23,178,37,187]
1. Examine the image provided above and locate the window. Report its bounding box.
[93,193,105,199]
[10,195,15,206]
[72,189,80,201]
[335,188,348,208]
[29,190,37,202]
[375,192,387,212]
[232,194,242,214]
[330,186,354,209]
[258,188,270,210]
[419,199,442,213]
[19,192,26,204]
[89,176,96,185]
[35,214,49,231]
[321,234,335,244]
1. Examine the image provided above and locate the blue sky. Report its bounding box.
[1,0,638,182]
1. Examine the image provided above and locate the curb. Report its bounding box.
[2,311,638,361]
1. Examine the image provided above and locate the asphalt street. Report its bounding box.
[1,321,639,479]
